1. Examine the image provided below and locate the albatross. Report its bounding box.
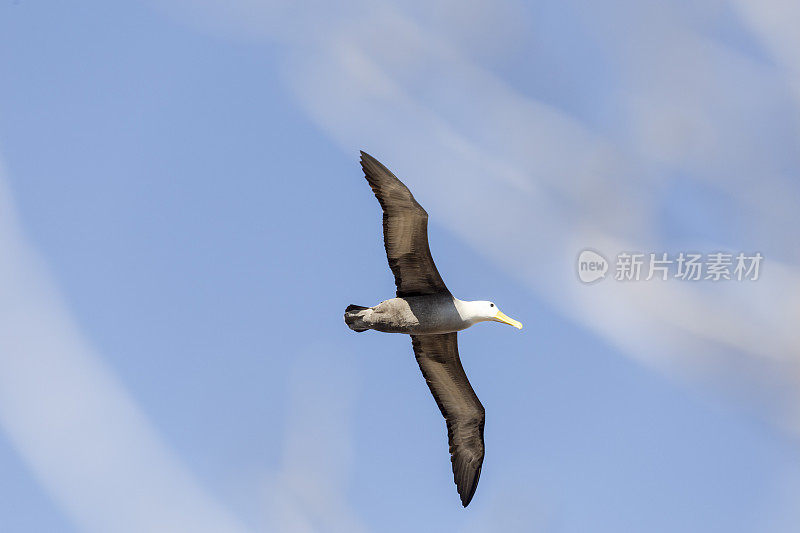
[344,151,522,507]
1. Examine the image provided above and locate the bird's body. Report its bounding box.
[345,151,522,507]
[346,295,487,334]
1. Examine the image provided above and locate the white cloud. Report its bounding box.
[0,163,251,533]
[262,343,366,533]
[152,0,800,438]
[731,0,800,101]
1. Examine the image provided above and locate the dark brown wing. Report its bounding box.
[360,151,450,297]
[411,333,485,507]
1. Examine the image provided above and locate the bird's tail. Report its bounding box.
[344,304,370,332]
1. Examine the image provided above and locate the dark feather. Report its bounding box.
[411,333,485,507]
[360,151,450,297]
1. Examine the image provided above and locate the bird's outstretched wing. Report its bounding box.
[360,151,450,297]
[411,333,485,507]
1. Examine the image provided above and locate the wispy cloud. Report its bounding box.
[155,0,800,438]
[263,343,366,533]
[0,162,251,533]
[731,0,800,100]
[3,1,797,530]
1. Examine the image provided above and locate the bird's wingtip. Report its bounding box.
[359,150,375,165]
[460,490,476,507]
[454,461,481,508]
[359,151,382,176]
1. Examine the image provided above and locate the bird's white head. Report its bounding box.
[461,300,523,330]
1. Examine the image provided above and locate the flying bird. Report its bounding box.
[345,151,523,507]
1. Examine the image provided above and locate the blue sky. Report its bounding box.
[1,1,800,532]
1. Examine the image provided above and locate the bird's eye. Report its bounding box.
[490,303,494,307]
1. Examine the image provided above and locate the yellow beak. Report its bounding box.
[494,311,523,330]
